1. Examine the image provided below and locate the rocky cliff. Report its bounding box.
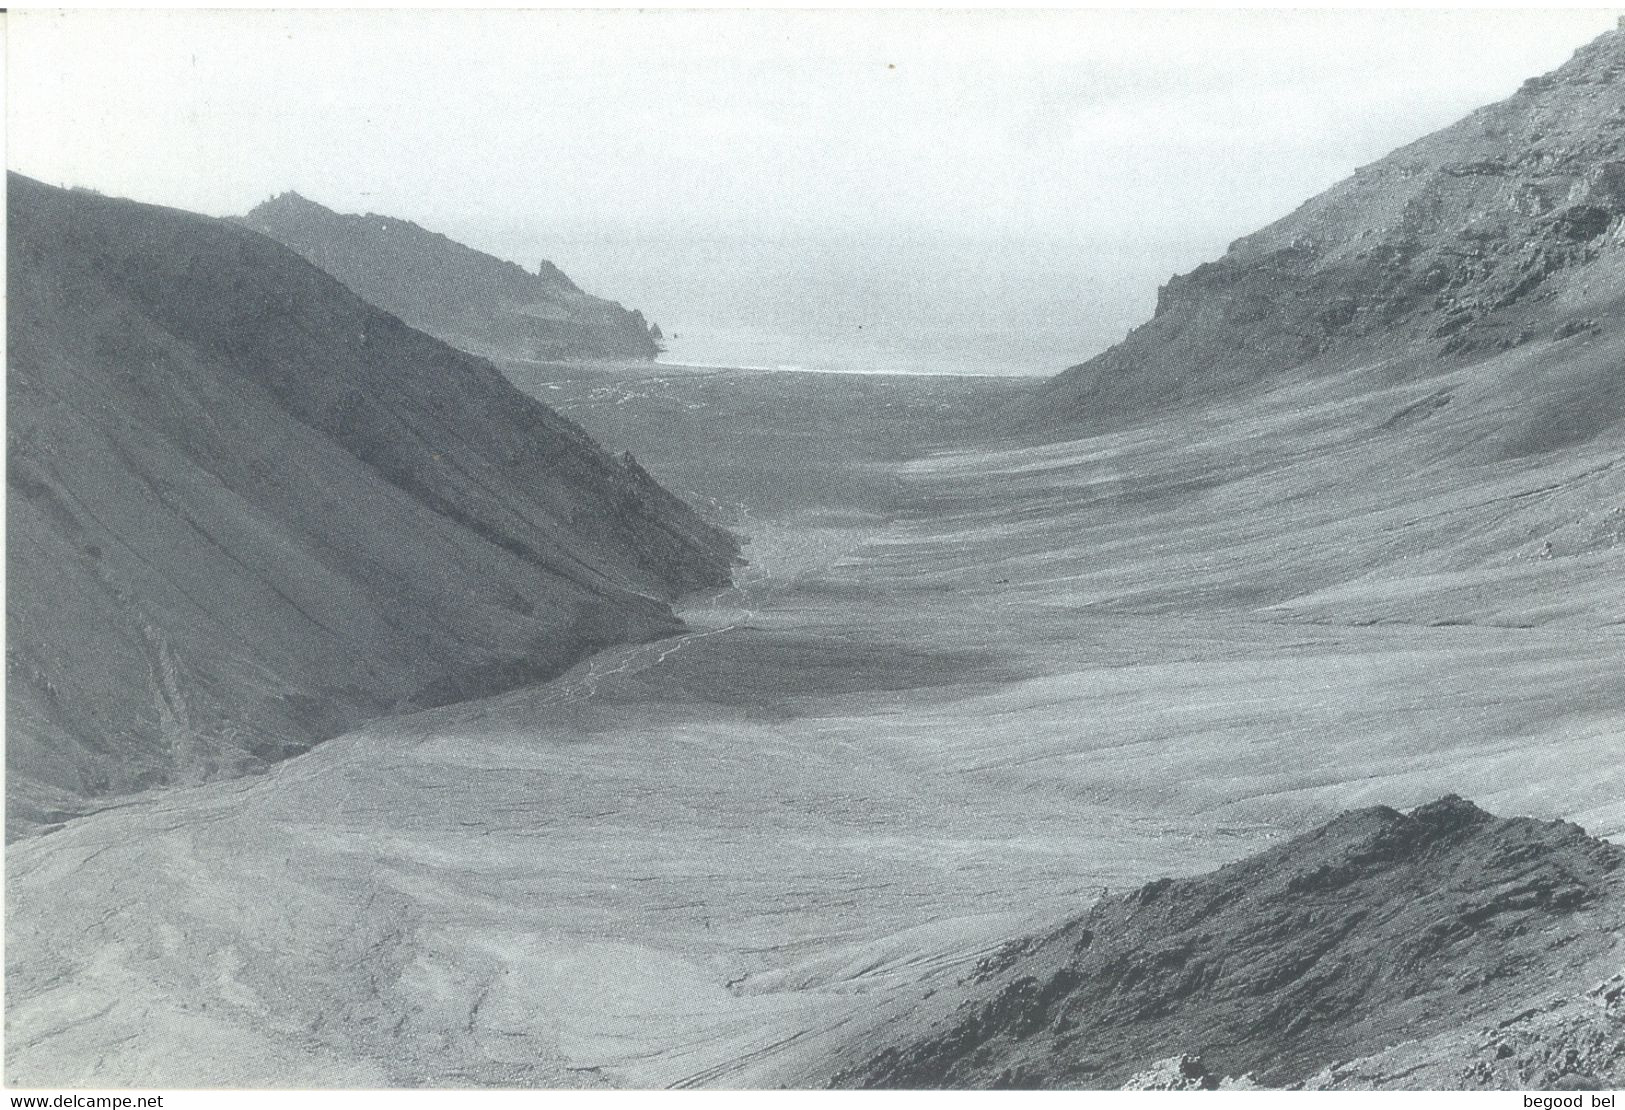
[241,191,661,361]
[6,175,736,837]
[1033,23,1625,429]
[831,797,1625,1090]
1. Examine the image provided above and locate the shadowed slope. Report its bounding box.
[6,175,736,835]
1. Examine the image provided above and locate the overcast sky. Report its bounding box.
[10,7,1623,246]
[9,8,1623,374]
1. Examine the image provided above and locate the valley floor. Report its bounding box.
[7,348,1624,1088]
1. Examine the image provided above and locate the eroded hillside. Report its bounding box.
[5,175,735,836]
[1034,23,1625,430]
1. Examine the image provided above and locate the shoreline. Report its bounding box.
[505,353,1048,382]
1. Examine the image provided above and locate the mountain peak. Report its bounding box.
[249,189,337,219]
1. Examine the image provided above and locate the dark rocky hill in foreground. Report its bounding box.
[6,174,736,837]
[831,797,1625,1090]
[242,191,661,361]
[1031,22,1625,430]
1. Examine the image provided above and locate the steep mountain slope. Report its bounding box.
[830,797,1625,1090]
[1033,22,1625,431]
[6,174,735,837]
[241,192,661,361]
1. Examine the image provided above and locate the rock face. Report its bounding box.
[1034,25,1625,428]
[830,797,1625,1089]
[6,175,736,837]
[241,191,661,361]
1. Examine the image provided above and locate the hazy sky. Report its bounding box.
[11,8,1622,241]
[9,7,1624,373]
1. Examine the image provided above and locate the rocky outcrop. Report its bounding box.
[1301,970,1625,1090]
[6,175,736,837]
[241,191,662,361]
[830,797,1625,1089]
[1120,1054,1258,1090]
[1033,24,1625,429]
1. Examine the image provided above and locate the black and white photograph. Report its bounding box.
[4,5,1625,1097]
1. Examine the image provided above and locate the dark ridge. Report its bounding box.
[831,796,1625,1090]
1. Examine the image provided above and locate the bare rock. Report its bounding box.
[831,797,1625,1089]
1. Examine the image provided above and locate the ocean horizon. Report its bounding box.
[440,226,1214,379]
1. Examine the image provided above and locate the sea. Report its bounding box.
[444,226,1212,378]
